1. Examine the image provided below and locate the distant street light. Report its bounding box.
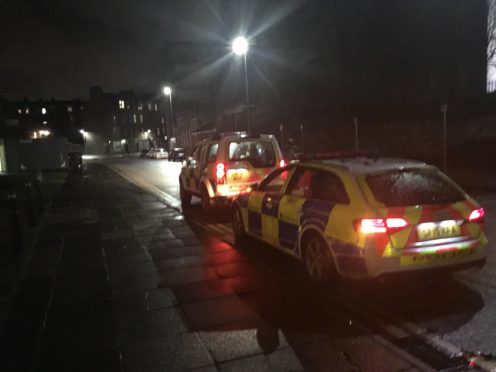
[163,86,174,146]
[231,36,250,131]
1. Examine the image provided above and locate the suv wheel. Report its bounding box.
[179,181,191,205]
[303,233,336,283]
[201,187,212,214]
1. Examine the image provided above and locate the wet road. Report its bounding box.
[101,154,496,365]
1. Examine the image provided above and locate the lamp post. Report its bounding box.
[163,86,174,149]
[232,36,250,131]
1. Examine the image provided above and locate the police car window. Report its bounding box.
[287,168,318,198]
[259,167,291,193]
[207,143,218,163]
[228,140,276,168]
[311,172,350,204]
[366,168,465,207]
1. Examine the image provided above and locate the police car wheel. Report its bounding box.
[179,181,191,205]
[232,206,246,243]
[303,234,335,282]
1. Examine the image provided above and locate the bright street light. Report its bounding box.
[162,85,174,147]
[232,36,249,56]
[231,36,251,131]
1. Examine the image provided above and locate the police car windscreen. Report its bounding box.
[365,169,465,207]
[228,140,276,168]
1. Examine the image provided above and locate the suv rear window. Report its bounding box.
[365,169,465,207]
[228,140,276,168]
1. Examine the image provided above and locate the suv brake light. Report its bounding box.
[354,218,409,234]
[216,162,226,184]
[468,208,485,222]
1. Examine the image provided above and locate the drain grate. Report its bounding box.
[393,335,469,371]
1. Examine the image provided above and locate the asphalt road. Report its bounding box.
[101,154,496,362]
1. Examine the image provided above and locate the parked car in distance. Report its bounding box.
[169,147,186,162]
[232,153,487,282]
[179,132,285,213]
[147,148,168,159]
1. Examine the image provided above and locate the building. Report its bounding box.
[85,86,167,153]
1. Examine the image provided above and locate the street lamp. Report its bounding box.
[232,36,250,131]
[163,86,174,148]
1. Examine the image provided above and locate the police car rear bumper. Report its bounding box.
[364,238,486,279]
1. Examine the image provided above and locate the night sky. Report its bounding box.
[0,0,306,100]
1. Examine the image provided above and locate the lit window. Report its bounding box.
[17,108,22,114]
[139,114,144,124]
[118,100,125,109]
[154,104,158,111]
[67,105,73,113]
[113,114,117,123]
[133,114,137,124]
[161,116,165,124]
[42,120,48,125]
[148,103,153,111]
[70,116,74,122]
[80,105,84,110]
[25,107,30,114]
[42,107,47,115]
[138,102,143,111]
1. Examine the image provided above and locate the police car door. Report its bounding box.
[255,166,293,246]
[278,167,318,251]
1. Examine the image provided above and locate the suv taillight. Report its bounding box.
[279,159,286,167]
[354,218,409,234]
[216,162,226,184]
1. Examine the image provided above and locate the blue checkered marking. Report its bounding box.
[248,210,262,236]
[237,195,249,208]
[301,200,334,229]
[278,198,335,250]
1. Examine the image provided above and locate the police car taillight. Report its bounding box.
[355,218,409,234]
[216,162,226,184]
[468,208,485,222]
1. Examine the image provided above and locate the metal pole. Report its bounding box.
[169,94,174,138]
[244,53,250,131]
[353,116,358,151]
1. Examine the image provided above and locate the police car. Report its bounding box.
[232,154,487,281]
[179,132,284,213]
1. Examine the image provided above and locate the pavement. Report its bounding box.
[0,163,421,372]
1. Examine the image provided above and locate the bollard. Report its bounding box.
[8,193,23,252]
[25,181,36,227]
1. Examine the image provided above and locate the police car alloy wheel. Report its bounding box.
[232,206,246,243]
[303,234,335,282]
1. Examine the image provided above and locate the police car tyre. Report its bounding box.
[232,205,246,243]
[303,232,336,282]
[179,180,191,205]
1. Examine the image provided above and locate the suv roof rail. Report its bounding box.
[209,131,274,140]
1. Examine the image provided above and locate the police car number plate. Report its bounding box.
[417,220,460,241]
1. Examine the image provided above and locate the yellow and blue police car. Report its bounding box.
[231,154,487,281]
